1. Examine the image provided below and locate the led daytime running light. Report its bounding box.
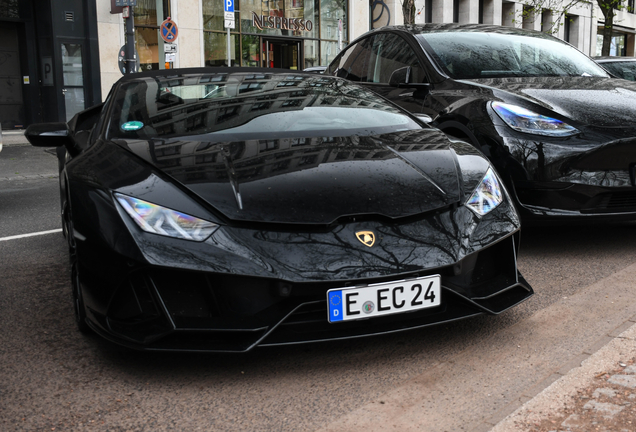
[491,101,578,137]
[115,193,218,241]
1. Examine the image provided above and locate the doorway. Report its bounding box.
[262,39,301,70]
[0,22,25,129]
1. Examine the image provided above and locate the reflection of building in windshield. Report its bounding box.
[120,73,397,138]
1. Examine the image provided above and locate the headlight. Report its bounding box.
[466,168,503,217]
[491,101,578,137]
[115,193,218,241]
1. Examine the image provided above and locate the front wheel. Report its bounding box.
[71,259,91,334]
[64,194,92,334]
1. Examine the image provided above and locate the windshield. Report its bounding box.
[107,73,422,141]
[417,31,609,79]
[599,61,636,81]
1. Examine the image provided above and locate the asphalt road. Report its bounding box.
[2,144,636,431]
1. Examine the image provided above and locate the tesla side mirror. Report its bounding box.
[389,66,431,96]
[25,122,81,156]
[389,66,411,87]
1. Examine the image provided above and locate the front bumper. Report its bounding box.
[81,230,532,352]
[495,132,636,221]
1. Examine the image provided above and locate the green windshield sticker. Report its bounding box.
[121,121,144,131]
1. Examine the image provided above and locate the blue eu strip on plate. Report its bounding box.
[328,290,343,322]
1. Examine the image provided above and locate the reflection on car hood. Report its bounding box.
[469,76,636,127]
[118,129,462,224]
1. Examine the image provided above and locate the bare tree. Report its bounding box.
[598,0,624,55]
[402,0,416,24]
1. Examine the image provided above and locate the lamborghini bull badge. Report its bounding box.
[356,231,376,247]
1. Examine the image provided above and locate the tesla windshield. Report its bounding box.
[417,32,609,79]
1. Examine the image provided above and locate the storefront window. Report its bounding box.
[202,0,346,69]
[321,40,338,65]
[304,39,319,68]
[136,27,160,71]
[320,0,347,41]
[205,32,240,66]
[596,31,627,56]
[203,0,225,32]
[242,35,261,67]
[134,0,172,70]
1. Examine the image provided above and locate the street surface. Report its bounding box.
[2,143,636,431]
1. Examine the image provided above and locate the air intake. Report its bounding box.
[65,11,74,22]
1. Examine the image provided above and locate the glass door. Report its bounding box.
[61,43,85,121]
[263,39,301,70]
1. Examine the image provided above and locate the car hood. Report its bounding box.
[468,76,636,127]
[117,129,462,225]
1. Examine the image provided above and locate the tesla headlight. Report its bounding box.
[491,101,578,137]
[115,193,218,241]
[466,168,503,217]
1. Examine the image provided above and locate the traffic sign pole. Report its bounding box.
[125,8,136,73]
[227,28,231,67]
[224,0,234,67]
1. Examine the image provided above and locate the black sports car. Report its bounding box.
[326,24,636,223]
[26,68,532,352]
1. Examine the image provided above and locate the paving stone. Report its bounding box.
[608,374,636,388]
[582,400,625,418]
[623,365,636,374]
[593,387,619,398]
[561,413,583,429]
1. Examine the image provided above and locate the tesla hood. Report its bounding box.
[119,129,462,224]
[472,76,636,128]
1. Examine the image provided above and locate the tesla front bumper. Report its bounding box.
[497,133,636,221]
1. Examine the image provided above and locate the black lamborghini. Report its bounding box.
[26,68,532,352]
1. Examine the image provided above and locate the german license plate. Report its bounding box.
[327,275,441,323]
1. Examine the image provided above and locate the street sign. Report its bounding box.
[160,18,178,43]
[224,19,235,29]
[224,0,234,13]
[164,43,177,53]
[224,12,234,20]
[115,0,137,6]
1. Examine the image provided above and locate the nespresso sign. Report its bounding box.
[252,12,314,32]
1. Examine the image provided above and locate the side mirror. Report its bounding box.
[389,66,431,97]
[25,123,81,156]
[389,67,411,87]
[25,123,71,147]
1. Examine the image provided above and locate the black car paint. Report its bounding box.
[326,24,636,222]
[26,68,532,352]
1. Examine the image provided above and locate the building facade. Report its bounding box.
[95,0,636,101]
[0,0,633,129]
[0,0,101,129]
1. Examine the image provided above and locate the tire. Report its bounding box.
[64,194,92,334]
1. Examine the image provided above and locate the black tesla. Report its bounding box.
[326,24,636,223]
[26,68,532,352]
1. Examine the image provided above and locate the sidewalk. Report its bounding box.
[491,322,636,431]
[2,129,28,147]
